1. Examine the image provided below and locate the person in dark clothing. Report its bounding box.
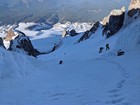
[59,60,63,64]
[106,44,110,51]
[99,47,104,53]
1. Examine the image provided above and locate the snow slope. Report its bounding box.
[116,18,140,49]
[0,19,140,105]
[0,48,36,79]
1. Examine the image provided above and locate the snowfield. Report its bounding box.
[0,19,140,105]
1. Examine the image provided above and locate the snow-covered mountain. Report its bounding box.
[0,0,130,24]
[0,0,140,105]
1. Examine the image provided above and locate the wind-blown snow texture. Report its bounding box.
[0,19,140,105]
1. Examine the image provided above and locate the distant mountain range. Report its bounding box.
[0,0,130,24]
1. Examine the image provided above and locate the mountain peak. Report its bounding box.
[102,7,125,25]
[128,0,140,17]
[129,0,140,10]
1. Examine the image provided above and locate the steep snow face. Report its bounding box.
[0,48,36,79]
[116,18,140,49]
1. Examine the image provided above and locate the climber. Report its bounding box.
[59,60,63,64]
[99,47,104,53]
[106,43,110,51]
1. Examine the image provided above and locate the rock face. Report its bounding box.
[129,0,140,10]
[102,7,125,38]
[5,29,16,41]
[27,15,59,31]
[128,0,140,17]
[102,7,125,25]
[27,23,53,31]
[69,29,77,37]
[46,14,59,25]
[89,21,100,33]
[78,31,90,43]
[62,30,67,38]
[8,30,40,57]
[78,21,100,43]
[0,37,5,48]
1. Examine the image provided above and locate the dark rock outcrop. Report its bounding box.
[78,21,100,43]
[128,8,140,17]
[128,0,140,17]
[0,37,5,48]
[28,15,59,31]
[36,15,59,25]
[27,23,53,31]
[51,41,63,52]
[5,28,16,41]
[102,7,125,38]
[123,0,140,26]
[62,30,67,38]
[46,14,59,25]
[8,30,40,57]
[117,49,125,56]
[89,21,100,33]
[62,29,78,37]
[69,29,78,37]
[78,31,91,43]
[39,40,63,55]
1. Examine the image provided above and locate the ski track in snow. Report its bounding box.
[30,55,132,105]
[94,57,131,105]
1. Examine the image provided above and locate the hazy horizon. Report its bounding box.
[0,0,130,24]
